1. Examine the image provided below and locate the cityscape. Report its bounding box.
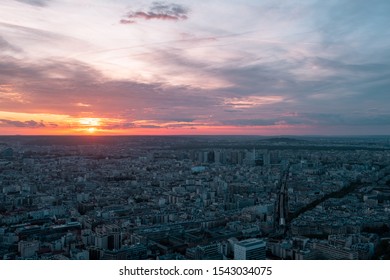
[1,135,389,260]
[1,0,390,263]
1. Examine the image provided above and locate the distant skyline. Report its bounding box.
[1,0,390,135]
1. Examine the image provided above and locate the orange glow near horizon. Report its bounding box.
[0,125,300,136]
[87,127,97,133]
[0,110,313,135]
[78,118,101,134]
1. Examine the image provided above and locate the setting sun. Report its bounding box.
[87,127,97,133]
[77,118,101,134]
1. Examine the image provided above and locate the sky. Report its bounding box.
[0,0,390,135]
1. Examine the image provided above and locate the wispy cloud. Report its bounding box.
[0,119,45,128]
[221,115,312,127]
[75,103,91,107]
[0,85,27,103]
[14,0,50,7]
[0,36,21,52]
[120,2,189,24]
[223,96,285,109]
[0,55,219,123]
[221,112,390,128]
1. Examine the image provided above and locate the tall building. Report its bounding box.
[104,224,121,251]
[88,246,103,260]
[18,240,40,258]
[186,243,222,260]
[234,238,266,260]
[312,241,359,260]
[95,233,108,250]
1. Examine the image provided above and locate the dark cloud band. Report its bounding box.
[0,119,45,128]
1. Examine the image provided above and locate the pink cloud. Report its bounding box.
[120,2,188,24]
[131,11,187,21]
[119,19,136,25]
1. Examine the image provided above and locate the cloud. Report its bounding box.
[14,0,50,7]
[0,56,102,86]
[75,103,91,107]
[120,2,188,24]
[2,46,389,134]
[47,122,58,127]
[299,113,390,126]
[0,119,45,128]
[313,0,390,47]
[222,119,274,126]
[169,118,195,123]
[101,122,136,130]
[0,55,220,125]
[223,96,285,109]
[139,124,161,129]
[221,112,390,128]
[0,36,21,52]
[222,118,299,127]
[119,19,136,25]
[3,0,390,136]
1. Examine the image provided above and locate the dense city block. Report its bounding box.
[1,136,390,260]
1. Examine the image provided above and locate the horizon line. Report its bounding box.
[0,134,389,137]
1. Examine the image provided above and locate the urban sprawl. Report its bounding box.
[1,136,389,260]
